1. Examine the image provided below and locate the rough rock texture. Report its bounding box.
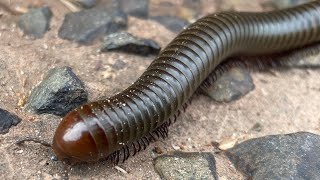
[154,151,218,180]
[76,0,97,9]
[100,31,161,56]
[119,0,149,18]
[17,6,52,38]
[26,66,88,116]
[150,15,190,32]
[280,44,320,68]
[0,108,21,134]
[201,66,255,102]
[227,132,320,179]
[58,6,127,44]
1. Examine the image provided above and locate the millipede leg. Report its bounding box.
[148,132,157,142]
[121,147,126,163]
[153,130,160,139]
[132,142,137,156]
[141,138,147,150]
[125,145,130,161]
[136,139,142,152]
[115,150,120,164]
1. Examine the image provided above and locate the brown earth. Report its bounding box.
[0,0,319,179]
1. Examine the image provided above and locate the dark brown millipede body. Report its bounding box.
[52,1,320,163]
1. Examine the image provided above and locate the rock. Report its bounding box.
[281,46,320,68]
[153,146,164,154]
[251,43,320,69]
[75,0,97,9]
[58,6,127,44]
[287,56,320,68]
[154,151,218,180]
[112,59,126,70]
[0,109,21,134]
[17,6,52,38]
[119,0,149,18]
[26,66,88,116]
[250,122,263,132]
[201,66,254,102]
[225,44,320,70]
[100,31,161,56]
[150,15,190,32]
[271,0,310,9]
[227,132,320,179]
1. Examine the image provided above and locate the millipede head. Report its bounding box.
[52,110,102,163]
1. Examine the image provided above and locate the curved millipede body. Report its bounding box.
[52,1,320,163]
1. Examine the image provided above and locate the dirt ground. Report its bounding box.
[0,0,319,179]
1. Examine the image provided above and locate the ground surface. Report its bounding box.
[0,0,319,179]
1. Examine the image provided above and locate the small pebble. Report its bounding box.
[0,108,22,134]
[153,146,164,154]
[250,122,263,132]
[76,0,97,9]
[227,132,320,179]
[154,151,218,180]
[58,6,127,44]
[150,15,190,32]
[18,6,52,38]
[172,144,181,150]
[119,0,149,18]
[100,31,161,56]
[201,66,255,102]
[114,166,128,174]
[26,66,88,116]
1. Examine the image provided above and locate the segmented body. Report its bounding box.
[52,1,320,163]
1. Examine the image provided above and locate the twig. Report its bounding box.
[15,137,51,147]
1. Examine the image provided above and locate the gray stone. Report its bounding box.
[154,151,218,180]
[18,6,52,38]
[255,43,320,69]
[201,66,254,102]
[0,109,21,134]
[100,31,161,56]
[119,0,149,18]
[112,59,126,70]
[227,132,320,179]
[282,48,320,68]
[76,0,97,9]
[58,6,127,44]
[26,66,88,116]
[150,15,190,32]
[250,123,263,132]
[221,43,320,71]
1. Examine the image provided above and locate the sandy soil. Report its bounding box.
[0,0,319,179]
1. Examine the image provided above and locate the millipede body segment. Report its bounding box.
[52,1,320,163]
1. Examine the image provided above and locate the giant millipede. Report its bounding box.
[49,1,320,163]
